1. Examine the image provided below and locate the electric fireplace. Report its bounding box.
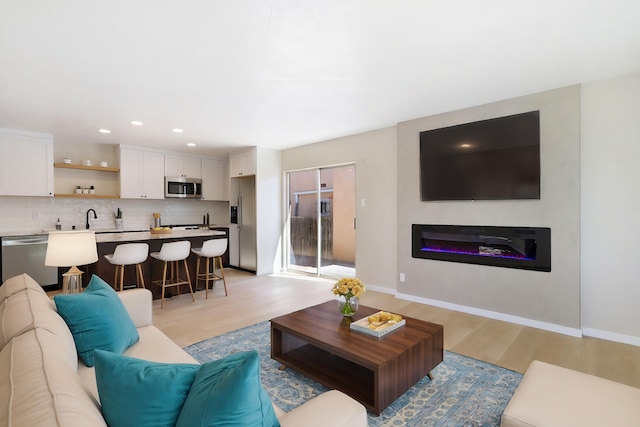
[412,224,551,272]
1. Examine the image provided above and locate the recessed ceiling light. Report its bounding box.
[187,143,196,147]
[172,128,184,133]
[98,129,111,134]
[130,120,143,126]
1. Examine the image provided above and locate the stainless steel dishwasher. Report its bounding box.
[1,234,59,288]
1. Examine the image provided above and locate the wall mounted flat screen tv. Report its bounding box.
[420,110,540,201]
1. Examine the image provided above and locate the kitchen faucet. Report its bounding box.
[86,209,97,229]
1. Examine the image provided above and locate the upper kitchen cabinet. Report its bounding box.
[201,157,228,201]
[229,148,256,177]
[119,146,165,199]
[165,154,202,179]
[0,128,53,197]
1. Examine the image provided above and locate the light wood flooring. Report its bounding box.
[153,269,640,388]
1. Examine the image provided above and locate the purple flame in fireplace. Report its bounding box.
[421,244,533,260]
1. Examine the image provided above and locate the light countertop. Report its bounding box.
[0,225,231,239]
[95,229,225,243]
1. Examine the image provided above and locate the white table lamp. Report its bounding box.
[45,230,98,293]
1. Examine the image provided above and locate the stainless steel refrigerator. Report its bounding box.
[229,176,257,272]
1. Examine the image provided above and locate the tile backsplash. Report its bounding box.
[0,196,230,234]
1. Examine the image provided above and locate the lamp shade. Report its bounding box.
[45,230,98,267]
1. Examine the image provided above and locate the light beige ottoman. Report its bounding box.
[501,360,640,427]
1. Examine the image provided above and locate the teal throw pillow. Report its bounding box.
[54,274,139,366]
[94,350,200,427]
[176,350,280,427]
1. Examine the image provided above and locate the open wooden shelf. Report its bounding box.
[54,193,119,199]
[54,163,120,173]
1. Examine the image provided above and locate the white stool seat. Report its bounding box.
[192,238,227,258]
[150,241,195,309]
[104,243,149,291]
[150,240,191,262]
[192,238,228,299]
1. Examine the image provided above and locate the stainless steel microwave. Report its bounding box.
[165,176,202,199]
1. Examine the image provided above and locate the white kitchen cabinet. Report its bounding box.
[0,128,53,197]
[229,151,242,177]
[201,157,228,201]
[119,146,165,199]
[229,148,256,177]
[165,154,202,179]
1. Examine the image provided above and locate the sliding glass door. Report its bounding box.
[287,169,319,275]
[286,164,356,278]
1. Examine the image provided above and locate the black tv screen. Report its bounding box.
[420,111,540,201]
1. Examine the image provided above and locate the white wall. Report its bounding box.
[281,127,398,291]
[581,73,640,345]
[255,147,282,275]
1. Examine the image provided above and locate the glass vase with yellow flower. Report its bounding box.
[332,278,365,316]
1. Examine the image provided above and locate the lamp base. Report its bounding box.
[62,266,84,294]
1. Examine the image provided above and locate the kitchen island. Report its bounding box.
[87,229,228,300]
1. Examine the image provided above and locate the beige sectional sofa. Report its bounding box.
[501,360,640,427]
[0,273,368,427]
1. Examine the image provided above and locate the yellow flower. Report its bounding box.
[332,278,366,298]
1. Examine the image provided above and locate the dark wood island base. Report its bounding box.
[271,301,444,415]
[84,229,228,299]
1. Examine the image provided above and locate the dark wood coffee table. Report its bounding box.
[270,301,444,415]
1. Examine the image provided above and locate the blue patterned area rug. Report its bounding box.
[184,321,522,426]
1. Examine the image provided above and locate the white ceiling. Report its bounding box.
[1,0,639,157]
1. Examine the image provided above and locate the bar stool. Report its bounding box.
[150,240,195,309]
[103,243,149,292]
[191,238,228,299]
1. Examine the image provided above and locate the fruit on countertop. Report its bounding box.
[150,226,172,234]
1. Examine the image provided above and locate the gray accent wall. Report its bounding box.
[396,85,581,330]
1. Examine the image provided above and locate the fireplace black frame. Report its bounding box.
[411,224,551,272]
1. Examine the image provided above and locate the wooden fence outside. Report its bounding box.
[290,217,333,260]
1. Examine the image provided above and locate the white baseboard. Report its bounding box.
[395,292,583,338]
[364,284,397,295]
[366,287,640,346]
[582,328,640,347]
